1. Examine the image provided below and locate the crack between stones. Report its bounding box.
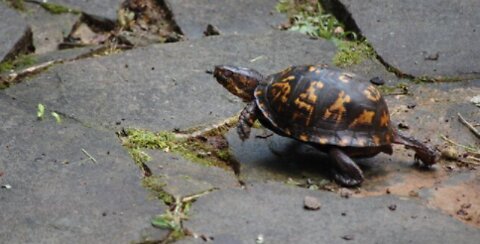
[320,0,479,82]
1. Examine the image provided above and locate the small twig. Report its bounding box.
[458,113,480,139]
[0,60,55,84]
[466,156,480,165]
[181,188,217,203]
[81,148,98,164]
[439,134,479,152]
[249,55,266,63]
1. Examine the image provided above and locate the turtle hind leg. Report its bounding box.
[237,102,258,141]
[392,130,438,166]
[328,147,364,186]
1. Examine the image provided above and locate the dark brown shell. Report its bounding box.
[254,65,393,147]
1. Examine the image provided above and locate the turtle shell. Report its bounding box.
[254,65,393,147]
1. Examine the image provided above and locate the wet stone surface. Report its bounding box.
[0,94,167,243]
[332,0,480,78]
[166,0,286,39]
[1,0,480,242]
[0,2,32,62]
[2,31,343,131]
[183,182,480,244]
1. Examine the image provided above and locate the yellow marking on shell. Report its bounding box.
[255,90,263,96]
[338,73,352,83]
[292,81,324,126]
[299,134,309,142]
[372,135,381,145]
[339,137,350,146]
[271,82,291,103]
[308,66,316,72]
[349,110,375,128]
[282,75,296,82]
[293,99,314,123]
[380,110,390,127]
[318,137,329,144]
[323,91,351,123]
[363,85,382,102]
[356,138,366,147]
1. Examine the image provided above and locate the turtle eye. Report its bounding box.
[223,70,233,77]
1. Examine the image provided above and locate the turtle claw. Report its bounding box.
[331,169,364,187]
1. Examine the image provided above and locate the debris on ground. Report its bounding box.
[470,95,480,107]
[204,24,221,36]
[339,188,353,198]
[441,146,459,161]
[458,113,480,139]
[388,204,397,211]
[397,122,410,130]
[1,184,12,189]
[303,196,321,210]
[341,234,354,241]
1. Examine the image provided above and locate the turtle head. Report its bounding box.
[214,65,264,102]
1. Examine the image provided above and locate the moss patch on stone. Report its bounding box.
[120,128,235,171]
[332,40,375,67]
[0,54,37,74]
[39,2,80,15]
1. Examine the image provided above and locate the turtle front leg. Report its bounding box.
[392,130,438,166]
[328,148,364,186]
[237,102,258,141]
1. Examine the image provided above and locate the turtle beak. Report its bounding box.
[213,65,233,86]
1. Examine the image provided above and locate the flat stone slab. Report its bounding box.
[144,150,239,198]
[183,182,480,243]
[47,0,123,22]
[21,2,80,54]
[0,94,167,243]
[3,31,347,132]
[0,2,32,62]
[333,0,480,78]
[166,0,286,39]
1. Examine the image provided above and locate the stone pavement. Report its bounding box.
[1,0,479,243]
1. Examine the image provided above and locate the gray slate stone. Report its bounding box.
[47,0,123,23]
[332,0,480,78]
[3,31,341,131]
[0,2,32,62]
[21,2,80,54]
[144,150,239,198]
[166,0,286,39]
[184,182,480,244]
[0,94,167,243]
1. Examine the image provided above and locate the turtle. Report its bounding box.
[213,64,439,186]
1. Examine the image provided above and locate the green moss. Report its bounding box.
[128,148,151,165]
[121,128,234,170]
[377,82,409,95]
[39,2,80,14]
[332,40,375,67]
[0,54,37,74]
[142,176,175,205]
